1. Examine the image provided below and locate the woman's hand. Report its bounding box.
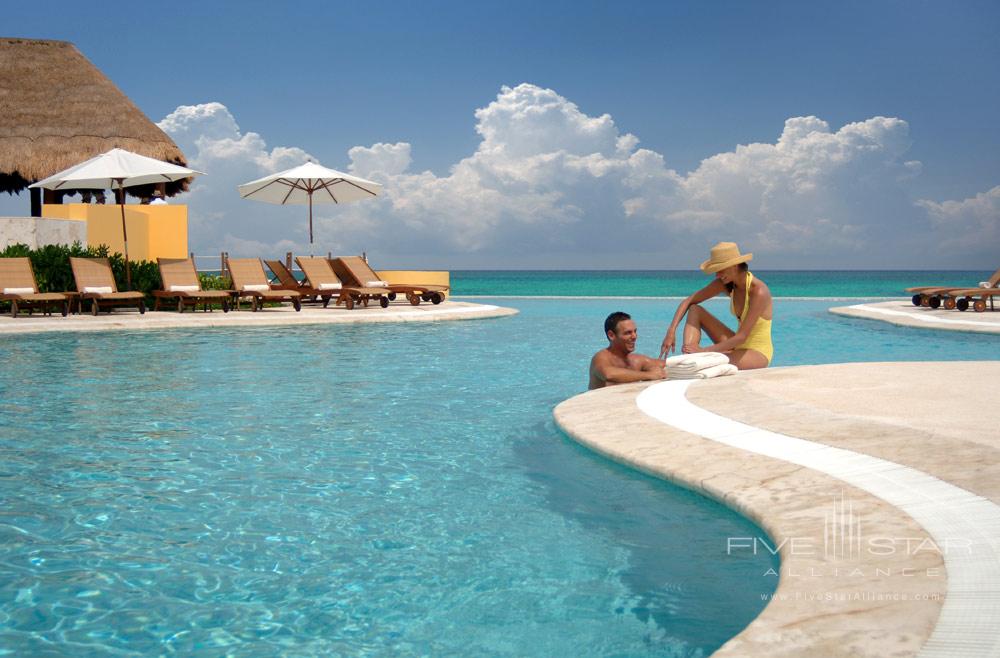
[659,331,675,360]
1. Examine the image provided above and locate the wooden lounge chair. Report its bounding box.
[69,257,145,316]
[295,256,390,310]
[264,259,325,304]
[227,258,301,312]
[940,283,999,312]
[0,257,71,318]
[329,255,448,305]
[153,258,233,312]
[906,267,1000,309]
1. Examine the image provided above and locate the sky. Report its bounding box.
[3,0,999,269]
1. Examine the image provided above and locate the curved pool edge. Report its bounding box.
[0,301,518,336]
[830,301,1000,334]
[552,363,1000,657]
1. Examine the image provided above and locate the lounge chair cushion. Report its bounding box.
[83,286,113,294]
[366,280,389,287]
[169,284,200,292]
[318,282,342,290]
[3,287,34,295]
[242,284,270,292]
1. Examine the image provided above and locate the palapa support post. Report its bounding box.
[30,188,41,217]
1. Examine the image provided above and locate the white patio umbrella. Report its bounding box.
[30,148,203,288]
[237,162,382,245]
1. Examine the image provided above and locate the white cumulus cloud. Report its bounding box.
[917,186,1000,256]
[147,85,997,269]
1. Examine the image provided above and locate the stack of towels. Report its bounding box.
[664,352,739,379]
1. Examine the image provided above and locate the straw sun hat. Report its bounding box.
[700,242,753,274]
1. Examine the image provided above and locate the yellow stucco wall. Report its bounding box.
[42,204,188,261]
[377,270,450,290]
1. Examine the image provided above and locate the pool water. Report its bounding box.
[0,299,992,656]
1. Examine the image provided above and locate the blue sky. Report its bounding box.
[3,1,999,268]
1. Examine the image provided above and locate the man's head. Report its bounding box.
[604,311,637,353]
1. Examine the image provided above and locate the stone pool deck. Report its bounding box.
[554,362,1000,657]
[0,300,516,335]
[831,300,1000,334]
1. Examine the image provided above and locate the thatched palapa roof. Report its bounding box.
[0,37,188,195]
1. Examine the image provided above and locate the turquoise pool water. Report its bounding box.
[0,299,993,656]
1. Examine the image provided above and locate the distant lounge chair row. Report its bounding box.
[264,256,448,309]
[0,256,145,317]
[0,255,449,318]
[906,266,1000,312]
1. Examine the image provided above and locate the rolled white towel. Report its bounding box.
[665,352,729,368]
[666,352,730,378]
[979,281,995,289]
[696,363,739,378]
[669,363,738,379]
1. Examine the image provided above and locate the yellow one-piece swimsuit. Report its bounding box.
[730,271,773,363]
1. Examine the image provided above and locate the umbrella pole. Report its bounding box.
[116,180,132,290]
[308,192,314,245]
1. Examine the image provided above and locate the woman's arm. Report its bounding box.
[695,283,769,353]
[659,280,726,358]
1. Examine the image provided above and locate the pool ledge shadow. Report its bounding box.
[553,362,1000,658]
[0,301,517,335]
[830,301,1000,334]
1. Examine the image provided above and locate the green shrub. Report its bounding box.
[199,273,233,291]
[0,243,163,297]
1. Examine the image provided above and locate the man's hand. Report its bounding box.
[646,366,667,381]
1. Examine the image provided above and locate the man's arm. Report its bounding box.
[592,351,665,385]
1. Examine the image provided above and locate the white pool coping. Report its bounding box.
[830,302,1000,334]
[636,379,1000,658]
[0,300,518,335]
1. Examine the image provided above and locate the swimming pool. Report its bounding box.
[0,299,992,656]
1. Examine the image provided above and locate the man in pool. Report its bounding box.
[589,311,667,390]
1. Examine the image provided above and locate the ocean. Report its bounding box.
[448,270,990,298]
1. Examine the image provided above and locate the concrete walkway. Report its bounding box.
[554,362,1000,657]
[0,300,517,335]
[831,301,1000,334]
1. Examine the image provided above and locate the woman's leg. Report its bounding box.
[684,304,734,350]
[729,349,769,370]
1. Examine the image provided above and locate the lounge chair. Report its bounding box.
[0,257,71,318]
[227,258,301,312]
[153,258,233,312]
[69,257,145,316]
[906,267,1000,309]
[329,256,448,305]
[295,256,390,310]
[941,283,999,312]
[264,259,326,304]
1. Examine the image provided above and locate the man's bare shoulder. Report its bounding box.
[591,348,613,365]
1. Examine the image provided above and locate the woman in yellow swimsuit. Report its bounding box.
[659,242,773,369]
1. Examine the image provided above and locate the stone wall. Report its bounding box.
[0,216,86,250]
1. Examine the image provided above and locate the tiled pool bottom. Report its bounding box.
[0,304,778,657]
